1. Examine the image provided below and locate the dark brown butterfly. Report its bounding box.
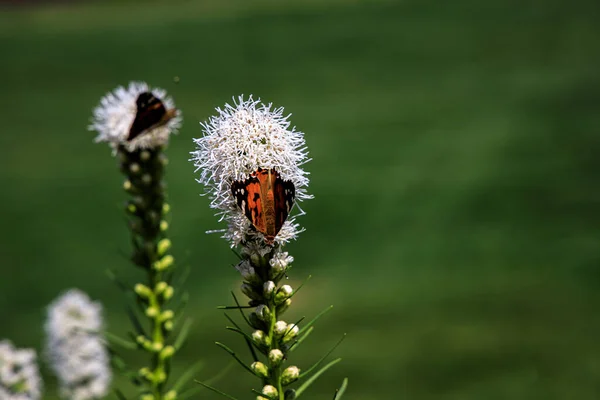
[231,168,295,245]
[127,92,177,141]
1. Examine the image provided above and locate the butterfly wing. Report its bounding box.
[231,174,266,234]
[128,92,168,141]
[272,171,295,235]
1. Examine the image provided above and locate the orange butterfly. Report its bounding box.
[231,168,295,245]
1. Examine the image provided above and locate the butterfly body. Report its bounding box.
[128,91,177,141]
[231,168,295,244]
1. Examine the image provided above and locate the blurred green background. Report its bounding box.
[1,0,600,398]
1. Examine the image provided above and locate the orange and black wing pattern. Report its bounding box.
[231,168,295,244]
[128,92,176,141]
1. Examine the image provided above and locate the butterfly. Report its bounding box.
[127,91,177,141]
[231,168,295,245]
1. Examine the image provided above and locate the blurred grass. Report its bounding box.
[1,0,600,398]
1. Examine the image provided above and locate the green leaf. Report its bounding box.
[230,291,252,327]
[333,378,349,399]
[299,334,346,379]
[195,380,240,400]
[215,342,256,376]
[295,358,342,398]
[104,331,137,350]
[290,326,314,352]
[173,318,193,350]
[125,305,146,336]
[170,360,204,392]
[114,388,128,400]
[287,274,312,300]
[299,305,334,334]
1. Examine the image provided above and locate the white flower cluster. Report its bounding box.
[89,81,181,152]
[0,340,42,400]
[45,289,111,400]
[191,95,312,246]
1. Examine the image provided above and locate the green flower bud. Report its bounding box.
[140,150,151,161]
[283,324,299,343]
[145,306,159,318]
[275,285,293,304]
[127,203,137,214]
[156,369,167,383]
[139,367,151,379]
[163,203,171,214]
[284,389,297,400]
[157,239,172,256]
[159,153,169,166]
[164,320,174,331]
[151,341,164,352]
[251,361,269,378]
[274,320,288,337]
[281,366,300,385]
[277,298,292,315]
[136,335,148,346]
[160,345,175,360]
[141,394,154,400]
[164,390,177,400]
[268,349,284,365]
[153,255,174,271]
[160,220,169,231]
[252,330,271,347]
[262,385,278,398]
[163,286,174,300]
[134,283,152,298]
[255,304,271,321]
[155,281,168,294]
[160,309,174,322]
[123,179,132,191]
[263,281,276,299]
[250,253,261,267]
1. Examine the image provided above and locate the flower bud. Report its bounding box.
[277,298,292,315]
[157,239,171,256]
[274,320,288,337]
[160,345,175,360]
[283,324,299,343]
[284,389,297,400]
[251,361,269,378]
[123,179,132,191]
[129,163,141,174]
[140,150,151,161]
[275,285,293,304]
[263,281,276,299]
[281,366,300,385]
[164,390,177,400]
[235,260,258,283]
[159,310,174,321]
[164,320,174,331]
[141,173,152,185]
[146,306,159,318]
[262,385,278,398]
[160,220,169,231]
[255,304,271,321]
[162,203,171,214]
[134,283,152,298]
[249,312,265,330]
[163,286,174,300]
[141,393,154,400]
[252,330,270,347]
[155,281,168,294]
[269,252,293,279]
[241,283,262,301]
[127,203,137,214]
[153,255,174,271]
[269,349,284,365]
[151,341,163,352]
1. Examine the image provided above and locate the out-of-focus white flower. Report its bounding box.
[0,340,43,400]
[45,289,111,400]
[191,95,312,247]
[89,81,181,152]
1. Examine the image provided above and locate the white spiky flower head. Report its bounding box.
[0,340,43,400]
[191,95,312,247]
[45,289,111,400]
[89,81,181,153]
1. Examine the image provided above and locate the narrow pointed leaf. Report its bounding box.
[290,326,314,352]
[174,318,193,350]
[295,358,342,398]
[195,380,239,400]
[299,305,333,334]
[114,389,128,400]
[215,342,256,376]
[333,378,349,399]
[171,360,204,392]
[104,331,137,350]
[299,334,346,379]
